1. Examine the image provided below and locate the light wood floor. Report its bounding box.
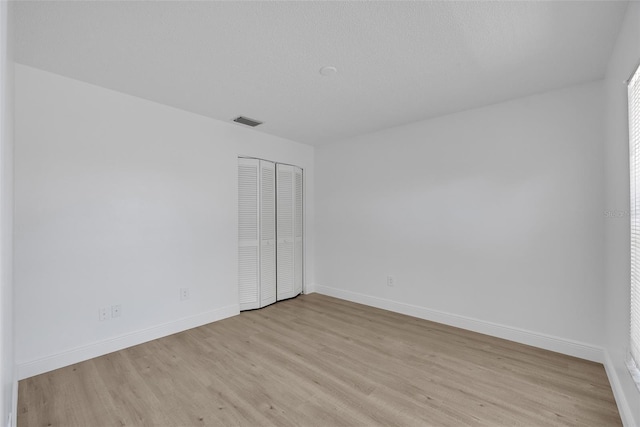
[18,294,621,426]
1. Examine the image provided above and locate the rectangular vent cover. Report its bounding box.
[233,116,263,127]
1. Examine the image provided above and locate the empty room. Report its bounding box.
[1,0,640,426]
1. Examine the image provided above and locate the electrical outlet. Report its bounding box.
[111,304,122,318]
[387,275,395,287]
[99,307,109,321]
[180,287,190,301]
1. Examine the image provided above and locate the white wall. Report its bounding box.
[0,0,15,425]
[13,64,314,379]
[603,1,640,425]
[316,81,605,360]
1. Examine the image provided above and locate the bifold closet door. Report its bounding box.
[277,164,303,301]
[238,158,260,311]
[238,158,276,311]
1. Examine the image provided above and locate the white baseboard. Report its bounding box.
[17,304,239,380]
[315,284,604,363]
[304,282,316,294]
[603,350,636,427]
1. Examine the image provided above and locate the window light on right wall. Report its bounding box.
[627,60,640,391]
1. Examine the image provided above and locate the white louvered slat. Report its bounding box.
[260,160,277,307]
[238,246,258,305]
[277,164,297,300]
[238,158,260,310]
[277,166,293,240]
[261,242,276,304]
[294,167,303,295]
[277,241,295,295]
[294,239,303,295]
[295,169,303,238]
[262,163,276,241]
[238,164,258,241]
[628,63,640,389]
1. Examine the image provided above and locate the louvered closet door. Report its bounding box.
[238,158,260,310]
[260,161,277,307]
[277,164,303,301]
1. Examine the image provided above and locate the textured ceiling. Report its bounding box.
[13,1,628,146]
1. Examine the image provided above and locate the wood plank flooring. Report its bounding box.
[18,294,621,426]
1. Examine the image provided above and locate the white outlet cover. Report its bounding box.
[180,288,190,301]
[99,308,108,321]
[111,304,121,318]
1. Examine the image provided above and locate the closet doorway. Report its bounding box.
[238,158,303,311]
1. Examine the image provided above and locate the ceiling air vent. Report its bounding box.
[233,116,263,127]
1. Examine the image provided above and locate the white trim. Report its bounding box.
[17,304,239,380]
[625,352,640,393]
[303,282,316,294]
[315,284,603,363]
[604,350,635,427]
